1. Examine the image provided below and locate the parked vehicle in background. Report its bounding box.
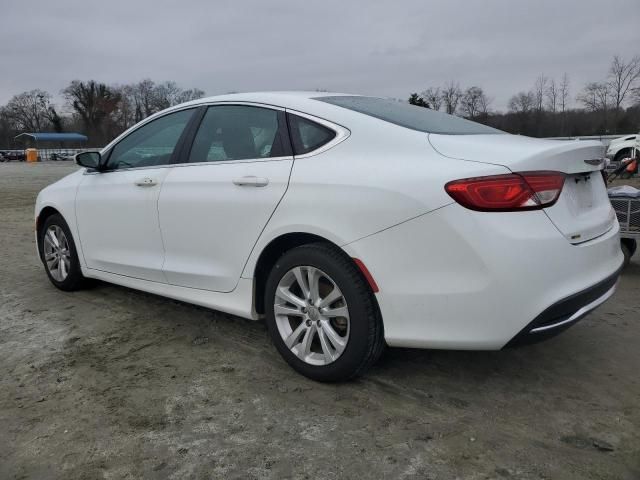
[50,152,74,161]
[34,92,623,381]
[608,186,639,267]
[0,150,26,162]
[606,134,638,165]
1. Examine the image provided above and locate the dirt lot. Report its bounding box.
[1,162,638,480]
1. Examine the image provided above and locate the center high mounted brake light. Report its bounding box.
[445,171,566,212]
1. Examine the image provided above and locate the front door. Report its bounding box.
[75,108,195,282]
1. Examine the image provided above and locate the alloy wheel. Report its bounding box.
[274,266,350,366]
[43,225,71,282]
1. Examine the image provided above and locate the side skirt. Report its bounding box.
[83,268,258,320]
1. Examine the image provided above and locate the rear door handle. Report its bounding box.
[232,176,269,187]
[134,177,158,187]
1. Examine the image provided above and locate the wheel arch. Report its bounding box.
[614,147,632,161]
[36,206,63,260]
[251,232,378,315]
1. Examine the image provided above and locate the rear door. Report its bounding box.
[158,104,293,292]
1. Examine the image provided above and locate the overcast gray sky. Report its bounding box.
[1,0,638,111]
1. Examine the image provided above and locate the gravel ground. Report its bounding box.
[1,162,639,480]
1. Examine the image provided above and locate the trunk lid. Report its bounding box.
[430,134,615,244]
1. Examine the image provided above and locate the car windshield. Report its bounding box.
[316,95,504,135]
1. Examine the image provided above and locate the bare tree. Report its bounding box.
[124,79,159,122]
[559,73,570,113]
[460,86,487,119]
[608,55,640,112]
[4,90,57,132]
[577,82,611,112]
[577,81,613,132]
[508,91,535,134]
[545,78,558,113]
[508,91,535,114]
[421,87,442,111]
[120,79,206,125]
[63,80,121,141]
[441,81,462,115]
[559,73,570,135]
[110,85,136,130]
[479,93,492,117]
[534,74,548,113]
[173,87,206,104]
[0,107,16,144]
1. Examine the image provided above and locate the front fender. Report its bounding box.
[35,169,85,267]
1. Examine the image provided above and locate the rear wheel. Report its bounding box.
[40,213,86,291]
[621,239,637,268]
[264,243,384,382]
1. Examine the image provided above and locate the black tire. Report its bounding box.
[621,239,636,268]
[264,243,385,382]
[614,149,631,164]
[39,213,87,291]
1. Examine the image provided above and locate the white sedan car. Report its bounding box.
[35,92,623,381]
[605,134,638,164]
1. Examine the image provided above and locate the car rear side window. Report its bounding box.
[187,105,290,163]
[315,96,503,135]
[287,114,336,155]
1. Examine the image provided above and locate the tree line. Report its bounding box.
[1,55,639,147]
[408,54,640,137]
[0,79,205,146]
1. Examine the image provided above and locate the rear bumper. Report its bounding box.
[343,203,624,350]
[504,267,620,347]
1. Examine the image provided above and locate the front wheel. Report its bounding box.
[264,243,385,382]
[40,213,87,291]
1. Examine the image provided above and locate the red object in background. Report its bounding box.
[626,159,637,173]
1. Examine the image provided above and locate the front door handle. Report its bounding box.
[232,176,269,187]
[134,177,158,187]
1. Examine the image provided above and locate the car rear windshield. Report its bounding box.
[315,96,503,135]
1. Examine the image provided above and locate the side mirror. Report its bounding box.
[75,151,102,170]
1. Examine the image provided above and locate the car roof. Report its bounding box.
[103,92,374,152]
[174,91,361,117]
[192,91,354,103]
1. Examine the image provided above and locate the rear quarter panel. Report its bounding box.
[242,119,509,278]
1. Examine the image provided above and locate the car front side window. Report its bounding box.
[105,108,195,170]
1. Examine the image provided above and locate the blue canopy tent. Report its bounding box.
[14,132,89,161]
[15,132,88,143]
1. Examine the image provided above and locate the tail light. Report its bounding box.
[445,171,565,212]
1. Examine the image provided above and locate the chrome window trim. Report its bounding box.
[196,100,286,112]
[100,105,199,156]
[93,102,293,174]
